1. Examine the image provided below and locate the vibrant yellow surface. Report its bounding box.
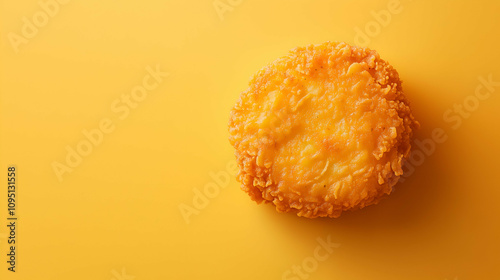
[0,0,499,279]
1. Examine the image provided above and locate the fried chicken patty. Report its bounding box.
[228,42,419,218]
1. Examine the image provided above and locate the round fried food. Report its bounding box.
[228,42,419,218]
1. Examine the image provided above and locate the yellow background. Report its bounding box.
[1,0,500,279]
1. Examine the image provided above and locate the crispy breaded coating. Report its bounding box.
[228,42,419,218]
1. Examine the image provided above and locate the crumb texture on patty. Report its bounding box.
[228,42,419,218]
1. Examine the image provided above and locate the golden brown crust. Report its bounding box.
[228,42,419,218]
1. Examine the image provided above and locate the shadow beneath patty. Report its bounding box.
[258,82,458,275]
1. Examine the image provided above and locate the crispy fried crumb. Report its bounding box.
[228,42,419,218]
